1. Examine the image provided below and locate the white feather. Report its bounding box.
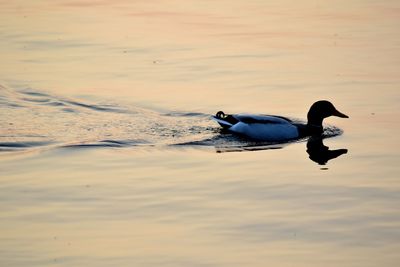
[213,117,233,127]
[229,115,299,141]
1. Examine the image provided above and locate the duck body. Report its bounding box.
[214,113,300,141]
[213,100,348,142]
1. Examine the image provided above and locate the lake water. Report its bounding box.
[1,1,400,266]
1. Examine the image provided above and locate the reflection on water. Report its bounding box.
[204,131,348,166]
[1,0,400,266]
[213,134,348,166]
[307,135,348,165]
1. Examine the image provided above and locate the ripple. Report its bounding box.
[62,100,130,114]
[20,90,50,97]
[0,141,54,151]
[61,139,151,149]
[163,111,209,117]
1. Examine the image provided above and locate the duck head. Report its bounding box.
[307,100,348,129]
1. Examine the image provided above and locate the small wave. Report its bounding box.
[0,102,24,108]
[61,139,151,149]
[323,125,343,137]
[215,144,284,153]
[62,100,130,114]
[43,101,66,107]
[0,85,26,108]
[5,87,134,115]
[173,131,284,146]
[61,107,76,113]
[20,90,50,97]
[0,141,54,151]
[173,132,291,152]
[163,111,209,117]
[21,97,51,103]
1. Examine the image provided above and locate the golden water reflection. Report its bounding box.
[1,0,400,266]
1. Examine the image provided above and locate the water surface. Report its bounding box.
[1,1,400,266]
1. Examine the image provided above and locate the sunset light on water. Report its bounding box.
[1,1,400,266]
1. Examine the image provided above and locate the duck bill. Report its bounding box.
[333,109,349,118]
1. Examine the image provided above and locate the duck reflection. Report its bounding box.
[306,135,347,165]
[213,134,347,165]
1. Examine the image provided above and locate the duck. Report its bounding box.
[212,100,348,141]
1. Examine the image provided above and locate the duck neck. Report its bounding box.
[307,118,324,133]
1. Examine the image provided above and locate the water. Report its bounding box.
[1,1,400,266]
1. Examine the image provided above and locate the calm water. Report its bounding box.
[1,1,400,266]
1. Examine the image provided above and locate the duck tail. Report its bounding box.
[216,111,226,119]
[212,111,234,128]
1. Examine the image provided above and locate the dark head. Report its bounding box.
[307,100,348,128]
